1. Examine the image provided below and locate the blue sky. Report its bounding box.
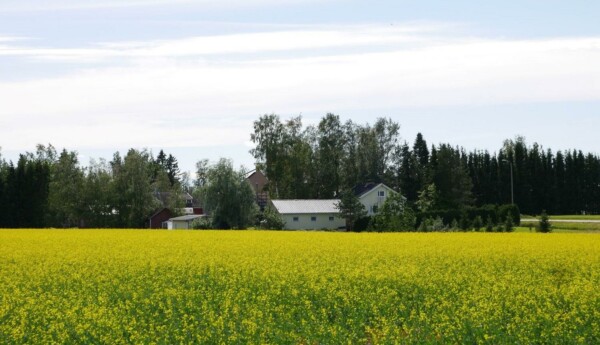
[1,0,599,173]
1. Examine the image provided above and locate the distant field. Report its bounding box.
[523,215,600,220]
[518,224,600,233]
[521,221,600,232]
[1,230,599,344]
[551,215,600,220]
[554,223,600,232]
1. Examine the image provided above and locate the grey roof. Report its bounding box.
[149,207,172,219]
[169,215,204,221]
[353,182,397,198]
[271,199,340,214]
[154,191,194,205]
[353,182,381,197]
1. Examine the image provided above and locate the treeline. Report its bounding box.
[250,114,600,215]
[0,145,185,228]
[2,113,599,229]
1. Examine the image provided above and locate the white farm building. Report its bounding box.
[271,183,397,230]
[271,199,346,230]
[166,215,204,230]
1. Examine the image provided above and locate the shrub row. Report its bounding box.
[353,204,519,232]
[416,204,520,228]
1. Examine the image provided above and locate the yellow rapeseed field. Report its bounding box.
[0,230,598,344]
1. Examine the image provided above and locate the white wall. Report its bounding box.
[167,220,193,230]
[359,184,396,216]
[282,213,346,230]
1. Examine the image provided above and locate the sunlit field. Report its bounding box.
[1,230,599,344]
[543,215,600,220]
[520,221,600,232]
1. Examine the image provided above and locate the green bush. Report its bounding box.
[498,204,521,226]
[459,212,471,231]
[259,206,286,230]
[472,216,483,232]
[192,216,213,230]
[418,217,445,232]
[467,204,499,224]
[416,204,519,231]
[537,210,552,233]
[354,216,371,232]
[485,216,494,232]
[504,214,514,232]
[368,193,416,232]
[450,219,459,231]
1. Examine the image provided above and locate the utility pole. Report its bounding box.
[503,159,514,205]
[509,162,514,205]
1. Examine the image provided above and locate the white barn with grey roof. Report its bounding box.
[271,183,398,230]
[166,214,204,230]
[270,199,346,230]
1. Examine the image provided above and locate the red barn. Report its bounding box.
[149,208,173,229]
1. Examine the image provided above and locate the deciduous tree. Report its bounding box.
[369,192,415,232]
[202,159,258,229]
[335,189,367,232]
[47,149,84,227]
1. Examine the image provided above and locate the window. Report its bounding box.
[378,190,385,197]
[329,216,335,221]
[293,217,299,222]
[311,216,317,222]
[372,205,379,213]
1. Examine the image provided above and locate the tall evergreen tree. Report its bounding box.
[397,143,419,202]
[538,210,552,233]
[430,144,473,209]
[413,133,430,168]
[165,154,180,187]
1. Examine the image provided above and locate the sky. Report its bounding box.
[1,0,599,175]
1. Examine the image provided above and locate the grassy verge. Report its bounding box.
[523,214,600,220]
[520,221,600,233]
[549,215,600,220]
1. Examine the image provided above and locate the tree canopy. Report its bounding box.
[198,158,258,229]
[2,114,600,229]
[0,147,184,228]
[250,114,600,216]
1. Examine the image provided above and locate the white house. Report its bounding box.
[271,183,397,230]
[166,215,204,230]
[353,183,397,216]
[270,199,347,230]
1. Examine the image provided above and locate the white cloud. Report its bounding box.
[0,36,28,42]
[0,0,329,12]
[1,25,600,153]
[0,25,426,61]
